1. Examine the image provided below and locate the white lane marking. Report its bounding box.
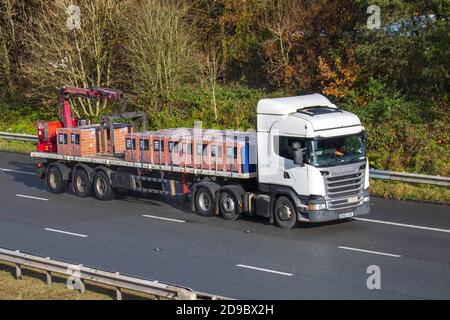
[338,246,401,258]
[44,228,88,238]
[236,264,293,276]
[16,194,48,201]
[354,217,450,234]
[0,168,34,175]
[142,214,186,223]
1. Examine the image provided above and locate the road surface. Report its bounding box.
[0,151,449,299]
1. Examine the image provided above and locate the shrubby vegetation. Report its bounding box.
[0,0,448,177]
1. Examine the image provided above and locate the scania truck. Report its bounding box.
[32,89,370,229]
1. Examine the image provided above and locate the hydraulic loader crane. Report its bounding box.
[37,86,146,154]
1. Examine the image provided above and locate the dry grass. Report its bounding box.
[0,262,112,300]
[0,262,153,300]
[369,179,450,204]
[0,139,35,154]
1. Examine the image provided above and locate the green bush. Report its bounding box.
[147,84,271,130]
[342,79,449,176]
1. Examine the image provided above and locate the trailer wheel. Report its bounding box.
[93,171,115,201]
[195,187,214,217]
[219,191,240,221]
[274,196,297,229]
[73,169,92,197]
[46,166,68,194]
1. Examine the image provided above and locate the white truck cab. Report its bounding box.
[256,94,370,224]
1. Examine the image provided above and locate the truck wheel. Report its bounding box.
[93,171,115,201]
[195,187,214,217]
[73,169,92,197]
[219,191,240,221]
[274,196,297,229]
[46,166,68,194]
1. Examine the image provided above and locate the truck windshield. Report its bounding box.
[307,133,366,167]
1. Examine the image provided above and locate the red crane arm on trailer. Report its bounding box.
[58,86,126,128]
[38,86,127,153]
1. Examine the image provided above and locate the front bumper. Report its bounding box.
[296,190,370,223]
[298,202,370,223]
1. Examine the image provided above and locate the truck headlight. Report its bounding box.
[308,203,326,211]
[363,196,370,203]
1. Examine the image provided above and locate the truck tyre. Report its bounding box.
[195,187,214,217]
[274,196,297,229]
[73,169,92,197]
[46,166,68,194]
[93,171,115,201]
[219,191,240,221]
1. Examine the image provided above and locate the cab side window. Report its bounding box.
[275,136,306,161]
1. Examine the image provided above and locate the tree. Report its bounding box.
[201,46,222,122]
[19,0,123,119]
[191,0,269,84]
[354,0,450,100]
[125,0,199,107]
[261,0,361,92]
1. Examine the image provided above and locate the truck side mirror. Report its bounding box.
[292,142,304,166]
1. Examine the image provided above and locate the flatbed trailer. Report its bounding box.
[31,150,262,223]
[31,152,257,180]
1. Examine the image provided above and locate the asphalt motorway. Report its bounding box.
[0,151,449,299]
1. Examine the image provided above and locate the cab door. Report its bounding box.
[268,123,309,196]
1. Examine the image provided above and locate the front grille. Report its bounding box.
[325,171,364,210]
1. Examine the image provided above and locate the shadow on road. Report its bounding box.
[2,160,46,191]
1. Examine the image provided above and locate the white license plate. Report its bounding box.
[339,212,354,219]
[347,196,358,203]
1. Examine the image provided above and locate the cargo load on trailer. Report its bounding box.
[124,128,256,174]
[56,123,132,157]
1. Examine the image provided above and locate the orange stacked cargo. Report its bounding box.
[125,132,140,162]
[137,132,153,163]
[56,126,99,157]
[124,128,256,174]
[98,124,132,154]
[125,131,155,164]
[151,131,169,166]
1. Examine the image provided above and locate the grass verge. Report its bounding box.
[0,261,155,300]
[0,262,111,300]
[369,179,450,204]
[0,139,35,154]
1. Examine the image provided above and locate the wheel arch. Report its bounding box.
[47,162,71,181]
[94,166,114,183]
[73,164,95,183]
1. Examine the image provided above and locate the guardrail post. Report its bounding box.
[116,287,123,300]
[45,271,52,285]
[78,279,86,294]
[15,263,22,280]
